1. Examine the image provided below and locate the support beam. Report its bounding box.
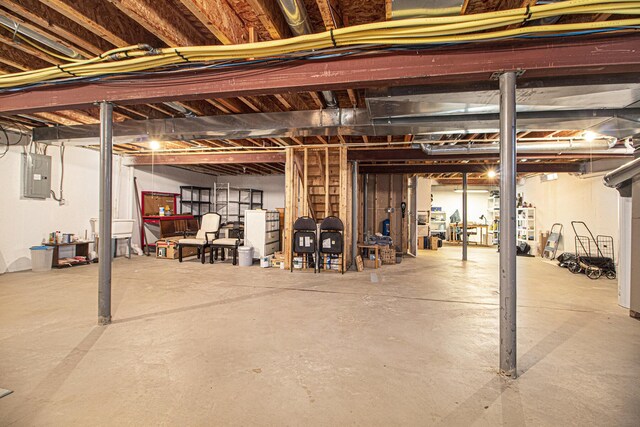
[98,102,113,325]
[5,35,639,114]
[462,172,468,261]
[123,151,285,166]
[351,160,358,269]
[499,71,517,378]
[363,174,368,233]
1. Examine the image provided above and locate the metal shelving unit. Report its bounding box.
[179,186,212,220]
[213,183,263,223]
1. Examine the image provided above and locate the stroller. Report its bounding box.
[567,221,616,280]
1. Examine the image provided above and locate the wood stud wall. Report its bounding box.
[283,146,351,270]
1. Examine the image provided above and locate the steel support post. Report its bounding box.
[98,102,113,325]
[499,72,517,377]
[352,161,359,269]
[363,174,368,234]
[462,172,468,261]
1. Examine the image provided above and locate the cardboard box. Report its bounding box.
[363,258,380,269]
[430,236,440,251]
[418,236,427,250]
[155,239,200,259]
[380,246,396,264]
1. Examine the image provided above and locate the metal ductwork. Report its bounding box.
[275,0,312,36]
[0,15,83,59]
[275,0,337,109]
[413,139,633,156]
[163,101,197,118]
[603,156,640,190]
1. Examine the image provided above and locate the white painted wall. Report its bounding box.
[518,173,620,254]
[214,175,285,210]
[0,140,219,272]
[0,145,130,273]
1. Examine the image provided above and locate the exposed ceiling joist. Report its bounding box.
[0,43,51,70]
[243,0,291,40]
[39,0,158,47]
[0,0,111,54]
[108,0,210,46]
[176,0,247,45]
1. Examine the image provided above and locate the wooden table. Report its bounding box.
[448,224,491,246]
[357,243,382,269]
[44,241,93,268]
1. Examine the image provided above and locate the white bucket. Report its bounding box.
[30,246,54,272]
[238,246,254,267]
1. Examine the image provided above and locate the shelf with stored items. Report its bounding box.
[429,209,447,236]
[517,207,536,246]
[488,192,500,245]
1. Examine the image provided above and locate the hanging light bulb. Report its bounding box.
[149,140,160,150]
[583,131,597,142]
[487,170,497,178]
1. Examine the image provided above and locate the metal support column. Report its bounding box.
[98,101,113,325]
[462,172,468,261]
[499,72,517,377]
[352,161,359,269]
[363,174,369,234]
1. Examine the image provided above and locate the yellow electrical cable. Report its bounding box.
[0,0,638,88]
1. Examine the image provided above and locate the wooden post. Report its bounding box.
[303,148,308,216]
[325,147,329,217]
[284,147,294,270]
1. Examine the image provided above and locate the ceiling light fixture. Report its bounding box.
[149,140,161,150]
[583,131,597,142]
[487,170,497,178]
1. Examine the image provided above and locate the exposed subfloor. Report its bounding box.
[0,246,638,426]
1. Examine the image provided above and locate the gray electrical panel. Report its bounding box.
[21,153,51,199]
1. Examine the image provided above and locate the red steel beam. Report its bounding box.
[1,35,640,114]
[123,151,285,165]
[358,163,583,174]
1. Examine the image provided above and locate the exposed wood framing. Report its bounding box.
[244,0,291,40]
[39,0,158,47]
[0,0,112,54]
[316,0,343,29]
[177,0,247,44]
[109,0,210,46]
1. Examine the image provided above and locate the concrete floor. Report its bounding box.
[0,246,638,426]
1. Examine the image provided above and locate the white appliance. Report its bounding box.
[244,210,280,259]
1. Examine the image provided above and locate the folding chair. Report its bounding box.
[318,216,344,274]
[291,216,317,272]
